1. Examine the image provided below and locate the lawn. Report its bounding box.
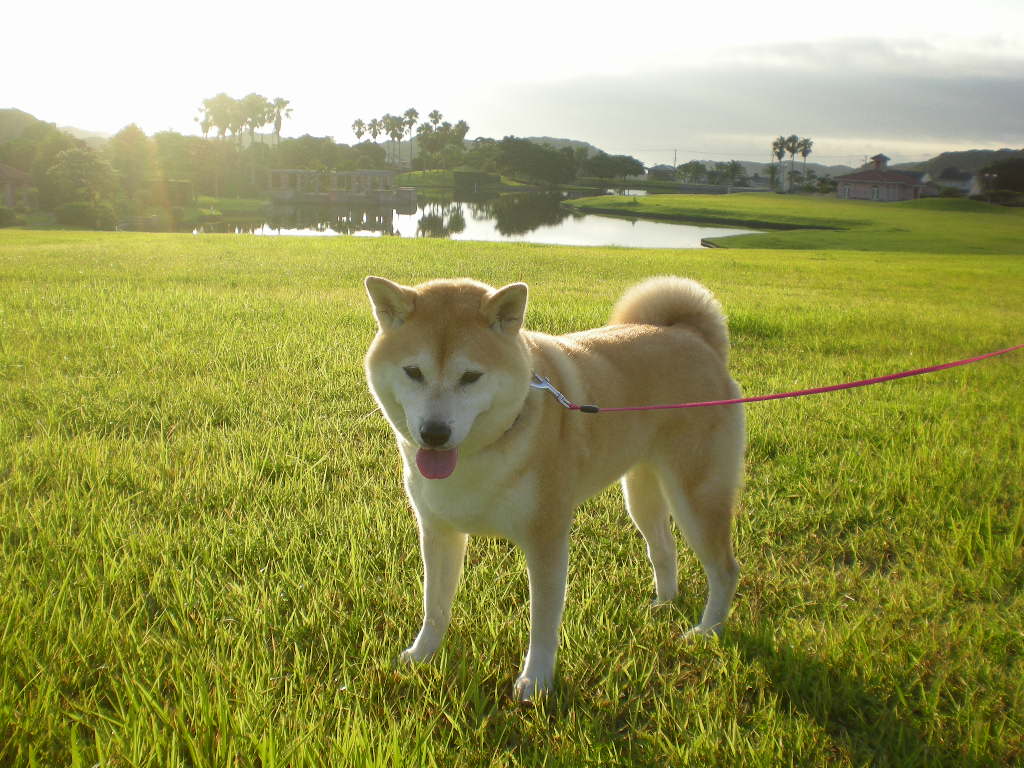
[1,230,1022,766]
[394,171,528,189]
[567,194,1024,254]
[195,196,270,217]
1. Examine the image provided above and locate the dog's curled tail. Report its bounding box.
[610,276,730,361]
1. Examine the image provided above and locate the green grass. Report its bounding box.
[395,170,532,190]
[394,170,457,188]
[1,230,1022,766]
[195,196,269,216]
[568,194,1024,253]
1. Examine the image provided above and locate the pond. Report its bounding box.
[194,191,755,249]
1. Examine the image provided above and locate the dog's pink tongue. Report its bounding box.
[416,448,458,479]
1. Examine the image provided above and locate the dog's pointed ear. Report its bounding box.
[365,276,415,330]
[482,282,528,334]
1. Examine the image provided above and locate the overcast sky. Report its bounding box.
[5,0,1023,166]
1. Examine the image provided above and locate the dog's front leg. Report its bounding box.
[400,517,467,664]
[514,530,570,701]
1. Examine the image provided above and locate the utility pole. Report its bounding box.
[673,149,677,167]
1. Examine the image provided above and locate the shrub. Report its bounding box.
[54,201,118,229]
[970,189,1020,205]
[0,207,19,227]
[95,202,118,230]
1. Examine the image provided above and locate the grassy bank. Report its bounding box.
[568,194,1024,253]
[1,230,1022,766]
[195,196,270,217]
[394,171,530,190]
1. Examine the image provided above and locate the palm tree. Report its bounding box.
[367,118,383,142]
[798,137,814,177]
[384,114,404,165]
[271,98,292,146]
[726,160,745,186]
[428,110,443,128]
[416,123,437,168]
[772,136,787,191]
[352,119,366,142]
[240,93,272,144]
[784,134,800,192]
[203,93,238,140]
[451,120,469,144]
[194,111,212,140]
[403,108,419,166]
[226,98,246,145]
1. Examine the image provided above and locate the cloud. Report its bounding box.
[472,39,1024,163]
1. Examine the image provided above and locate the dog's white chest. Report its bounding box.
[404,456,536,540]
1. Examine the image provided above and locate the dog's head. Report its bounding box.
[364,276,531,479]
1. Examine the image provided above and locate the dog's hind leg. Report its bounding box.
[655,466,740,638]
[622,464,678,604]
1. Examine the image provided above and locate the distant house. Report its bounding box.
[0,163,31,208]
[646,164,676,181]
[834,154,932,202]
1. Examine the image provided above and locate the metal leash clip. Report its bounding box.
[529,372,575,409]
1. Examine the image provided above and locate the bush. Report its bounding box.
[0,207,20,227]
[54,201,118,229]
[95,202,118,230]
[970,189,1020,205]
[54,202,93,226]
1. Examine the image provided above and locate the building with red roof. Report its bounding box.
[834,154,933,202]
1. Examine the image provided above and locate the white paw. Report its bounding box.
[397,645,434,665]
[513,672,553,702]
[651,588,679,606]
[683,623,724,640]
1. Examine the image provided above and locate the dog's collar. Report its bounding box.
[504,373,577,439]
[529,372,574,409]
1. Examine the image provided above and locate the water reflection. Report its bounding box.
[192,190,756,248]
[196,191,583,239]
[416,202,466,238]
[196,205,403,236]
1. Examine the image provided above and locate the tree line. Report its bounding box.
[350,109,469,170]
[195,93,293,145]
[0,94,651,225]
[0,112,390,227]
[0,94,654,229]
[675,160,749,186]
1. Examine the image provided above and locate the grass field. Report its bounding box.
[1,229,1023,766]
[567,194,1024,254]
[393,171,528,189]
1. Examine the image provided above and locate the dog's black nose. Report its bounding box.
[420,421,451,448]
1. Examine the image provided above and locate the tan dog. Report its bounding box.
[364,275,744,700]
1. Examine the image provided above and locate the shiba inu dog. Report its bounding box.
[363,275,744,701]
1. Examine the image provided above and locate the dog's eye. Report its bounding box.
[403,365,424,382]
[460,371,483,385]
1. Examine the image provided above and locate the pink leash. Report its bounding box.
[530,344,1024,414]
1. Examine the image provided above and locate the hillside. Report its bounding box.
[735,160,855,178]
[523,136,604,156]
[58,124,111,148]
[0,108,48,143]
[0,108,107,148]
[892,148,1024,176]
